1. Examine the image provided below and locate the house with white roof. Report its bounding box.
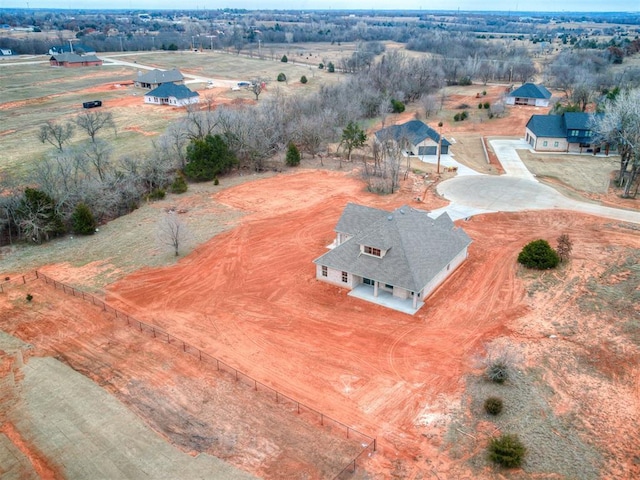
[144,83,199,107]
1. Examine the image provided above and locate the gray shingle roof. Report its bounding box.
[335,203,388,235]
[136,68,184,84]
[375,120,451,147]
[509,83,552,99]
[314,205,472,292]
[145,83,199,100]
[50,53,101,63]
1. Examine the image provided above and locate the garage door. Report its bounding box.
[418,146,437,155]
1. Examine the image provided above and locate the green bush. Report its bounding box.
[171,175,188,194]
[280,54,288,63]
[147,188,166,200]
[71,203,97,235]
[484,397,503,415]
[277,72,286,82]
[488,434,526,468]
[327,62,335,73]
[214,177,219,186]
[184,134,237,182]
[459,76,472,86]
[478,103,483,109]
[286,142,301,166]
[484,102,490,109]
[518,239,560,270]
[26,293,33,302]
[391,98,405,113]
[318,62,324,69]
[300,75,308,84]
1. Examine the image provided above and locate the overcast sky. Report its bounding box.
[1,1,638,11]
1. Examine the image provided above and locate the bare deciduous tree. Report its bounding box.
[75,110,116,143]
[556,234,573,263]
[157,212,191,256]
[38,120,74,152]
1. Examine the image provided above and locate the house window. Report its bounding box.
[341,271,348,283]
[570,130,580,137]
[363,278,373,285]
[321,266,327,277]
[385,283,393,289]
[363,246,381,257]
[554,141,559,147]
[543,141,548,147]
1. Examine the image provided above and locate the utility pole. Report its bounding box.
[436,121,443,175]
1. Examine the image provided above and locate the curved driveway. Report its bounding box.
[434,139,640,224]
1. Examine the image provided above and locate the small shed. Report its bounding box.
[506,83,552,107]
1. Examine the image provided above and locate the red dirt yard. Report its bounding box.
[2,168,640,478]
[51,169,639,478]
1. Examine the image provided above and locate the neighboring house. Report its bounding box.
[49,53,103,67]
[525,112,612,154]
[313,203,472,314]
[144,83,199,106]
[505,83,552,107]
[375,120,450,156]
[135,68,184,89]
[48,44,96,55]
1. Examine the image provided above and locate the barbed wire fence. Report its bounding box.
[4,270,377,478]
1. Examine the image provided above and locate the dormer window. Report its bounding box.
[363,246,381,257]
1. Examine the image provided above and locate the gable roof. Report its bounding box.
[137,68,184,84]
[526,114,565,138]
[509,83,552,100]
[145,83,199,100]
[50,53,101,63]
[526,112,601,138]
[375,120,451,147]
[314,205,472,292]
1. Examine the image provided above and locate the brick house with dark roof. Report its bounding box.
[313,203,472,314]
[49,53,103,67]
[144,83,199,107]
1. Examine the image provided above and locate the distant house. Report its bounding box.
[48,44,96,55]
[49,53,103,67]
[375,120,450,156]
[525,112,612,154]
[313,203,472,314]
[506,83,552,107]
[135,68,184,89]
[0,48,12,56]
[144,83,199,107]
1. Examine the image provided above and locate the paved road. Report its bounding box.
[436,139,640,224]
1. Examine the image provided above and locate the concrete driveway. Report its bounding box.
[435,139,640,225]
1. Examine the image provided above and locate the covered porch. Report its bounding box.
[348,283,424,315]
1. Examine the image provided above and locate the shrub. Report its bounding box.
[478,103,483,109]
[461,111,469,120]
[454,113,461,122]
[171,175,188,194]
[147,188,166,201]
[327,62,335,73]
[277,72,286,82]
[318,62,324,69]
[300,75,308,84]
[26,293,33,302]
[518,239,560,269]
[484,397,504,415]
[71,203,97,235]
[556,233,573,263]
[214,177,219,186]
[482,90,487,96]
[285,142,301,166]
[391,98,405,113]
[459,76,472,86]
[487,360,509,383]
[280,54,288,63]
[488,434,526,468]
[184,134,237,182]
[484,102,490,109]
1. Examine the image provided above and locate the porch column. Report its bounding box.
[374,281,379,298]
[413,292,418,309]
